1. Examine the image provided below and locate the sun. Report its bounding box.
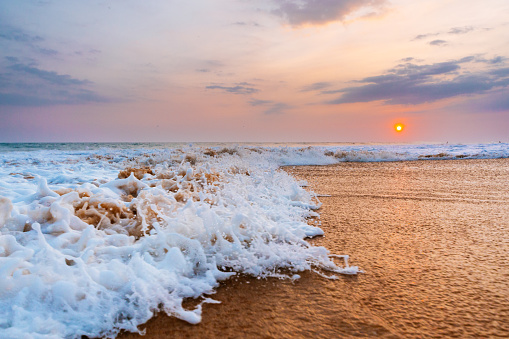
[395,123,404,132]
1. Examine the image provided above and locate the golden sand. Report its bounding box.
[119,159,509,338]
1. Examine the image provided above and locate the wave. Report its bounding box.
[0,146,352,338]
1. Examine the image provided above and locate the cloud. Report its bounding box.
[233,21,261,27]
[5,56,19,63]
[0,25,60,58]
[490,67,509,77]
[272,0,387,26]
[325,57,509,105]
[0,60,110,106]
[0,90,110,107]
[400,57,414,62]
[429,39,448,46]
[0,93,53,106]
[448,26,474,35]
[459,55,507,65]
[248,98,290,114]
[206,84,259,94]
[477,56,507,64]
[264,102,291,114]
[413,26,481,43]
[204,60,224,68]
[8,63,91,86]
[195,60,225,74]
[249,99,273,106]
[37,47,59,56]
[0,26,43,43]
[74,49,101,57]
[301,82,332,92]
[412,33,440,41]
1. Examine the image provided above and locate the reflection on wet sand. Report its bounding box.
[121,158,509,338]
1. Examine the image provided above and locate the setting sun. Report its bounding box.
[395,124,404,132]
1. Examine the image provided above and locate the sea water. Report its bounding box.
[0,142,507,338]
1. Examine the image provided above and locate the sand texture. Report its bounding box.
[120,159,509,338]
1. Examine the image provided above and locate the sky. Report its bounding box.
[1,0,508,143]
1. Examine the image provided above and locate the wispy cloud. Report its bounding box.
[0,25,60,57]
[476,56,507,64]
[233,21,261,27]
[206,83,259,94]
[412,33,440,41]
[429,39,448,46]
[272,0,387,26]
[74,49,101,57]
[325,57,509,105]
[301,82,332,92]
[249,99,273,106]
[400,57,415,62]
[264,102,291,114]
[413,25,480,42]
[448,26,474,35]
[195,60,225,74]
[248,98,290,114]
[0,26,44,43]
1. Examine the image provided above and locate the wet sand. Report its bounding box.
[120,159,509,338]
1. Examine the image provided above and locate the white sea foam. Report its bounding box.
[0,142,507,338]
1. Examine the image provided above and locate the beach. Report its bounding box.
[2,144,509,338]
[3,0,509,337]
[121,158,509,338]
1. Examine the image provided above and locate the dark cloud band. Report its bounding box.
[325,57,509,105]
[206,84,259,95]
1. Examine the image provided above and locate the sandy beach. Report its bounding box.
[4,0,509,335]
[120,158,509,338]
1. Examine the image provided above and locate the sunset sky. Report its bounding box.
[1,0,508,143]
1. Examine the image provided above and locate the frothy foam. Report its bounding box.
[0,146,357,338]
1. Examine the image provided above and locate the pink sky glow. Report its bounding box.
[1,0,508,143]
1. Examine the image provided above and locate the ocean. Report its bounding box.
[0,142,508,338]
